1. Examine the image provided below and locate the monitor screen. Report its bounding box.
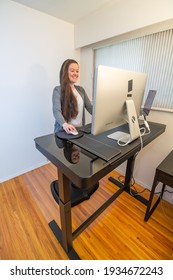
[91,65,147,136]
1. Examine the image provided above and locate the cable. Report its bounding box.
[116,173,173,197]
[144,119,150,132]
[141,115,151,135]
[117,114,152,146]
[117,137,130,146]
[130,183,173,198]
[138,127,144,150]
[116,174,173,221]
[117,119,145,148]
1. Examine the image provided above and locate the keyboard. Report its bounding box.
[70,135,121,161]
[80,123,91,134]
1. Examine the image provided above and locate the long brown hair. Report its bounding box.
[60,59,78,122]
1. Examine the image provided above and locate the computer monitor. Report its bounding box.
[91,65,147,141]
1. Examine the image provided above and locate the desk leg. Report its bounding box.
[109,154,148,205]
[49,169,80,259]
[109,154,136,189]
[58,170,72,252]
[124,154,136,189]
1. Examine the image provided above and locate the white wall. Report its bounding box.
[0,0,80,182]
[75,0,173,48]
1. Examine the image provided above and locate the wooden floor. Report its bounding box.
[0,163,173,260]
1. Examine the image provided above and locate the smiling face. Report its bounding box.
[68,63,79,84]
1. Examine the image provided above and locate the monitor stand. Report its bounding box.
[107,100,140,144]
[126,99,140,142]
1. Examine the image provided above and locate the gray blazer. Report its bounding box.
[52,85,92,132]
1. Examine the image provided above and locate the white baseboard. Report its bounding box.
[0,160,49,183]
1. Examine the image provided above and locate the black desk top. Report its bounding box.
[34,122,166,189]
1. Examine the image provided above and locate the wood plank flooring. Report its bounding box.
[0,163,173,260]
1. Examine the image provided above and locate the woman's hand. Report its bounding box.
[63,122,77,134]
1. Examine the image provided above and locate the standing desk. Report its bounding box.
[34,122,166,259]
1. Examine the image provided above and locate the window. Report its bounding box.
[94,29,173,112]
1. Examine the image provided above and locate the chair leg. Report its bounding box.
[160,183,166,199]
[144,176,166,221]
[144,173,158,221]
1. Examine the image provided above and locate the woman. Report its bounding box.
[52,59,92,134]
[52,59,99,206]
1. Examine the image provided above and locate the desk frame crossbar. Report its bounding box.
[72,184,126,240]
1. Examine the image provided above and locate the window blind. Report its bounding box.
[94,29,173,111]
